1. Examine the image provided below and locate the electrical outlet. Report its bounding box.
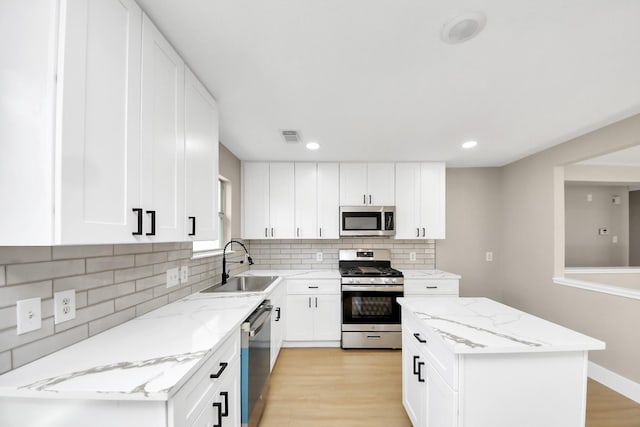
[166,268,180,288]
[180,266,189,284]
[16,298,41,335]
[54,289,76,324]
[485,251,493,262]
[409,252,416,262]
[316,252,323,262]
[598,227,609,236]
[612,235,619,244]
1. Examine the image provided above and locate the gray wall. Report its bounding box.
[219,143,242,240]
[565,184,629,267]
[629,190,640,265]
[501,113,640,383]
[436,168,504,300]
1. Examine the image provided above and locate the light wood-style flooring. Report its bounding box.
[260,348,640,427]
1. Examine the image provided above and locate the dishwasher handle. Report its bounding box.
[244,302,273,337]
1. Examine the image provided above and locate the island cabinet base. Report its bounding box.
[457,351,588,427]
[399,300,602,427]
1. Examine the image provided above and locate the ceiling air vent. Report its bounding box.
[281,130,302,144]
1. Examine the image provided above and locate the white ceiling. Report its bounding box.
[136,0,640,167]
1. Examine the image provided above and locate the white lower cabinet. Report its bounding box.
[284,279,341,345]
[404,278,459,297]
[170,330,240,427]
[268,279,286,371]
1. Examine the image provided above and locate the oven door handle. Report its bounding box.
[341,285,404,292]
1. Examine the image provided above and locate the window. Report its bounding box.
[192,177,230,257]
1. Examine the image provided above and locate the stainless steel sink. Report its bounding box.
[201,276,278,293]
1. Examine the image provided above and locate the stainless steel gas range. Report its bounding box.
[339,249,403,349]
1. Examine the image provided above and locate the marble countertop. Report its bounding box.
[398,297,605,354]
[0,292,265,401]
[401,270,461,280]
[239,269,341,280]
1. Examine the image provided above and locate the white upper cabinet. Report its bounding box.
[184,67,219,241]
[140,14,185,242]
[339,163,395,206]
[294,163,318,239]
[395,162,446,239]
[242,162,295,239]
[316,163,340,239]
[0,0,219,245]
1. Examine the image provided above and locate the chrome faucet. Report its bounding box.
[221,240,254,284]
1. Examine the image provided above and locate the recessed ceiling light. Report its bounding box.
[462,140,478,149]
[306,142,320,150]
[441,12,487,44]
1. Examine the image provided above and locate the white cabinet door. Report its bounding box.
[395,163,421,239]
[340,163,395,206]
[294,163,318,239]
[184,67,219,241]
[242,162,270,239]
[269,280,286,371]
[313,294,341,341]
[269,163,295,239]
[317,163,340,239]
[420,162,446,239]
[340,163,368,205]
[367,163,395,205]
[57,0,143,244]
[285,295,315,341]
[395,162,446,240]
[141,14,185,242]
[425,363,457,427]
[402,330,426,426]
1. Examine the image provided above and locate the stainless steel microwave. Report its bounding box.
[339,206,396,237]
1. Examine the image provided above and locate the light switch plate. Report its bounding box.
[409,252,417,262]
[316,252,323,262]
[54,289,76,324]
[485,251,494,262]
[17,298,42,335]
[167,268,180,288]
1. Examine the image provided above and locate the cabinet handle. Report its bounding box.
[363,194,366,204]
[367,335,381,340]
[145,210,156,236]
[412,355,420,375]
[297,227,300,237]
[308,297,311,308]
[275,307,281,321]
[426,286,438,289]
[315,297,318,308]
[422,227,425,237]
[369,194,372,205]
[220,391,229,417]
[213,402,223,427]
[308,285,319,289]
[416,228,420,237]
[413,333,427,344]
[209,362,228,379]
[132,208,143,235]
[271,227,274,237]
[188,216,196,236]
[319,227,322,237]
[417,361,425,383]
[265,227,268,237]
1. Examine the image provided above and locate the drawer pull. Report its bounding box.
[213,402,222,427]
[413,333,427,344]
[145,210,156,236]
[132,208,143,235]
[417,361,425,383]
[412,355,420,375]
[426,286,438,289]
[210,362,228,379]
[308,285,319,289]
[188,216,196,236]
[275,307,281,321]
[367,335,381,340]
[220,391,229,417]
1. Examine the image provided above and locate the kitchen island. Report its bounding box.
[398,297,605,427]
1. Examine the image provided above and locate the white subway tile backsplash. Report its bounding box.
[135,274,166,291]
[0,305,17,330]
[12,325,88,369]
[53,245,113,260]
[0,351,11,375]
[136,295,168,316]
[7,260,85,285]
[89,307,136,336]
[113,243,153,255]
[114,265,154,283]
[86,255,135,273]
[88,282,136,305]
[0,281,52,308]
[55,301,114,333]
[114,289,154,311]
[135,252,168,267]
[0,318,54,353]
[0,247,51,264]
[53,271,114,293]
[0,266,5,287]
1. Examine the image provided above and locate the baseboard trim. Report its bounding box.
[589,361,640,404]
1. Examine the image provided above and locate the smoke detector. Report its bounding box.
[441,12,487,44]
[281,130,302,144]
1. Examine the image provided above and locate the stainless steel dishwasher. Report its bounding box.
[241,300,273,427]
